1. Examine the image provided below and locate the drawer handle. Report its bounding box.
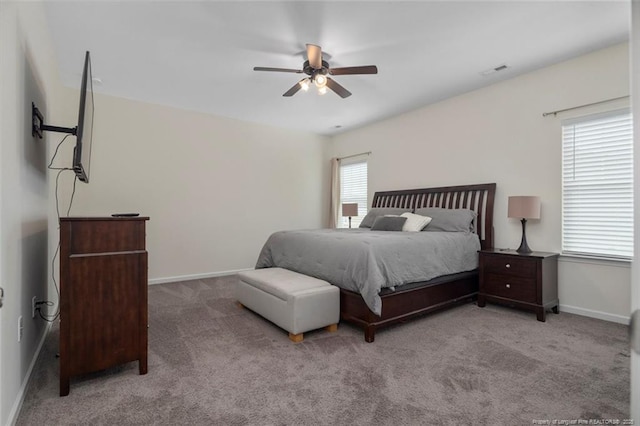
[505,284,511,289]
[505,264,511,269]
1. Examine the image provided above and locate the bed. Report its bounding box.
[256,183,496,342]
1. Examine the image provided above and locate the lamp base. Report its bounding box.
[516,218,532,254]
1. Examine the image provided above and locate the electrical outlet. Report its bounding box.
[18,315,23,342]
[32,296,37,318]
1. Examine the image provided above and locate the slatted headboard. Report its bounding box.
[371,183,497,249]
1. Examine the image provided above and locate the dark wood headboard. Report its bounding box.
[371,183,496,250]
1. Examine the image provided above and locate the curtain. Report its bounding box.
[329,157,340,228]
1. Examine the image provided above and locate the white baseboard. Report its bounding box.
[7,322,52,426]
[560,304,630,325]
[148,268,253,285]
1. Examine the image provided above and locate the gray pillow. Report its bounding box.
[371,216,407,231]
[359,207,411,228]
[415,207,476,232]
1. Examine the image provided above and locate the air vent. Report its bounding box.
[480,64,509,76]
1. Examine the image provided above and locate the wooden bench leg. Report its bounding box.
[289,332,303,343]
[325,324,338,333]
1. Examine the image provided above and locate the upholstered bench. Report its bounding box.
[235,268,339,343]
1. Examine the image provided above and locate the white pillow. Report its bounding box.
[400,212,432,232]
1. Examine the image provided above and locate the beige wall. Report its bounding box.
[53,92,329,283]
[327,43,631,323]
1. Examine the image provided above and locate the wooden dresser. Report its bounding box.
[59,216,149,396]
[477,248,559,322]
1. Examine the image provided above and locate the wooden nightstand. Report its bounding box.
[478,249,559,321]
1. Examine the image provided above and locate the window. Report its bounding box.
[340,160,367,228]
[561,109,633,259]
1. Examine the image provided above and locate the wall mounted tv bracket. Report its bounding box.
[31,102,77,139]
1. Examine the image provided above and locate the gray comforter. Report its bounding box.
[255,228,481,315]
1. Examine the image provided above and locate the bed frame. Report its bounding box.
[339,183,496,342]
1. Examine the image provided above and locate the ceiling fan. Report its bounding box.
[253,44,378,98]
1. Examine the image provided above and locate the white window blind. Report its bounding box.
[340,160,368,228]
[562,109,633,259]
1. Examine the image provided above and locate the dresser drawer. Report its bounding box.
[482,255,536,278]
[483,273,537,303]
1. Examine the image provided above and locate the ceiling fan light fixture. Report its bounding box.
[314,74,327,88]
[318,86,327,95]
[300,78,310,91]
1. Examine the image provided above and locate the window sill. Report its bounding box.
[559,253,631,268]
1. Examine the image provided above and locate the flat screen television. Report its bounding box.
[31,50,95,183]
[73,51,94,183]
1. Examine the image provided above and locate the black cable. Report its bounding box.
[54,169,66,220]
[67,174,78,216]
[41,171,77,322]
[35,301,56,322]
[38,134,78,322]
[39,241,62,322]
[47,134,72,170]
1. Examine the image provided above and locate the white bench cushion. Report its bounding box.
[238,267,333,301]
[236,268,339,336]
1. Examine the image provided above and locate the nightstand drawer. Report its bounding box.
[483,273,537,303]
[482,255,536,278]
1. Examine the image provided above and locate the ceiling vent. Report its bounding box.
[480,64,509,76]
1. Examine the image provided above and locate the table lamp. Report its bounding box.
[342,203,358,228]
[508,196,541,254]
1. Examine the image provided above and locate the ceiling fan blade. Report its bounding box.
[329,65,378,75]
[326,77,352,98]
[306,44,322,69]
[283,79,307,97]
[254,67,303,73]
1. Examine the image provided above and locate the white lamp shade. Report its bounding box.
[342,203,358,217]
[508,196,541,219]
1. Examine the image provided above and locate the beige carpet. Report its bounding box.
[16,274,630,425]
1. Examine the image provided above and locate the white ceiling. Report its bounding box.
[43,1,630,136]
